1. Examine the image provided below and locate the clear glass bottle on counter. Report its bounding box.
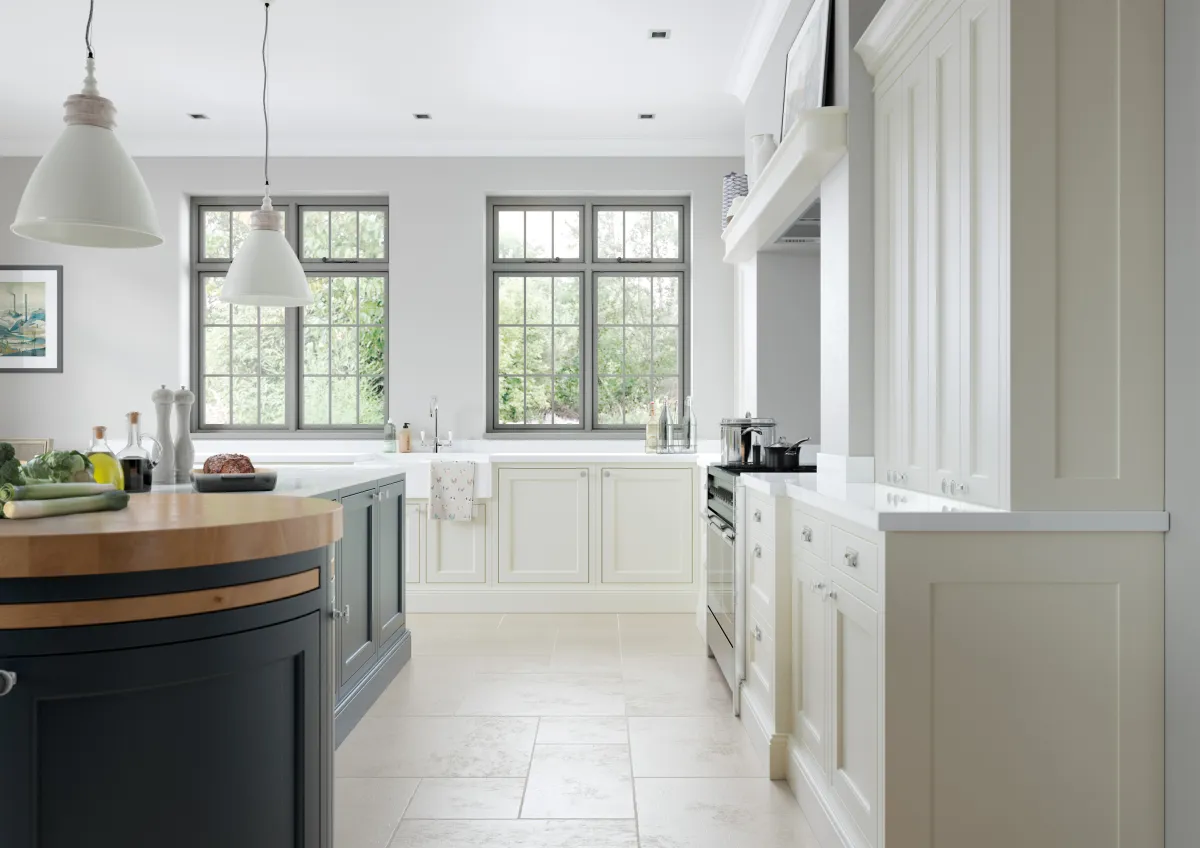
[87,426,124,490]
[684,395,698,452]
[382,419,397,453]
[117,412,160,493]
[645,401,659,453]
[657,399,675,453]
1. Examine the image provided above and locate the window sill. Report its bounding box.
[485,430,645,440]
[191,430,384,441]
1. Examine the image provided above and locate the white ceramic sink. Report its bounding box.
[362,453,492,498]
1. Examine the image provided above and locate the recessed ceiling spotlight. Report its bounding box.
[638,113,656,120]
[649,29,671,39]
[188,113,210,120]
[413,113,432,120]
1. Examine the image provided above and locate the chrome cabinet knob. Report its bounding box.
[753,626,763,641]
[811,581,826,593]
[332,604,351,622]
[0,670,16,696]
[604,470,611,477]
[580,470,587,477]
[941,478,949,494]
[753,544,762,558]
[827,590,838,602]
[844,549,859,569]
[753,509,762,522]
[801,526,813,543]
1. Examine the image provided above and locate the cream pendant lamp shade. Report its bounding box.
[11,4,161,249]
[222,1,311,307]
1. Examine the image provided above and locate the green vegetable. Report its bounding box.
[0,442,14,463]
[22,450,94,484]
[0,482,116,503]
[0,458,22,488]
[2,490,129,520]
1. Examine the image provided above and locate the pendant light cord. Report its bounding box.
[85,0,95,58]
[263,2,270,192]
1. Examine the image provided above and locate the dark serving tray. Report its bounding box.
[189,469,278,493]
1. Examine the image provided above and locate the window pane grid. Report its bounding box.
[302,275,386,427]
[595,274,681,427]
[496,274,581,426]
[494,206,583,262]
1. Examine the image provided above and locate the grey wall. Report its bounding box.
[744,0,819,164]
[0,156,737,448]
[1165,0,1198,843]
[757,251,821,442]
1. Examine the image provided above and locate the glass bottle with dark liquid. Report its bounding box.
[117,411,160,493]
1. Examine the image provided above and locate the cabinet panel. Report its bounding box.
[0,612,322,848]
[793,556,829,776]
[405,503,424,584]
[337,489,377,687]
[959,0,1003,507]
[791,509,828,564]
[600,467,693,584]
[746,604,775,725]
[427,504,487,584]
[377,481,405,645]
[929,12,964,494]
[831,581,881,844]
[498,468,589,583]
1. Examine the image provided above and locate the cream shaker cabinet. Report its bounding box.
[600,467,694,584]
[404,502,424,584]
[497,467,591,583]
[426,503,487,584]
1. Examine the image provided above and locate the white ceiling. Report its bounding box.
[0,0,759,157]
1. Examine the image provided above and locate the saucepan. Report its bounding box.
[762,437,810,471]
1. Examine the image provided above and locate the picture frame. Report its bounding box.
[0,265,63,373]
[780,0,835,140]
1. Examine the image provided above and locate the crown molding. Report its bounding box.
[856,0,959,77]
[725,0,796,102]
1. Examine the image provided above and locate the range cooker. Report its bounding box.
[705,462,814,708]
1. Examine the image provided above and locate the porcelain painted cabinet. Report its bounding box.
[498,467,591,583]
[600,467,693,584]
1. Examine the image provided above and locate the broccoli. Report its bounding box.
[22,450,94,484]
[0,442,14,464]
[0,458,21,487]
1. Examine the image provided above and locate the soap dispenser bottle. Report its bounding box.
[400,423,412,453]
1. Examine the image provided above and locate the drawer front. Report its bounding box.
[746,517,777,578]
[747,537,775,615]
[746,604,776,723]
[746,491,776,540]
[829,526,879,593]
[791,509,829,563]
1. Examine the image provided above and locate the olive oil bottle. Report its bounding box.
[87,426,124,490]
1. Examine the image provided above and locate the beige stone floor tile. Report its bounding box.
[334,777,420,848]
[635,777,820,848]
[628,716,765,777]
[366,656,477,717]
[457,673,625,716]
[336,716,538,778]
[617,614,708,656]
[623,655,732,716]
[536,716,629,744]
[521,744,634,818]
[388,819,638,848]
[402,778,525,820]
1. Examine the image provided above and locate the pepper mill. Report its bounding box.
[152,384,175,484]
[173,385,196,483]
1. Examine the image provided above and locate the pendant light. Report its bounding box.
[221,1,312,306]
[11,1,162,248]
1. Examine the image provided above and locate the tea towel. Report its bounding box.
[430,461,475,521]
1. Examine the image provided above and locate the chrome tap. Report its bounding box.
[421,395,452,453]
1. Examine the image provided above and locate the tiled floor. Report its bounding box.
[335,613,818,848]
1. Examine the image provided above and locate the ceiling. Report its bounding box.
[0,0,758,157]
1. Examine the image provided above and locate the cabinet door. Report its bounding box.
[792,555,830,776]
[337,488,377,688]
[830,581,881,845]
[928,12,964,497]
[958,0,1003,507]
[405,502,424,584]
[426,503,487,583]
[0,612,321,848]
[377,481,406,645]
[498,468,589,583]
[600,467,693,583]
[878,61,932,492]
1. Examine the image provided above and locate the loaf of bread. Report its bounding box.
[202,453,255,474]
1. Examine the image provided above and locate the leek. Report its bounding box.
[0,483,116,503]
[2,491,130,520]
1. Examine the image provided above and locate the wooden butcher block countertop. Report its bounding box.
[0,493,343,578]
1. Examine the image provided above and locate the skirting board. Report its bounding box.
[740,684,789,779]
[787,739,868,848]
[407,588,698,613]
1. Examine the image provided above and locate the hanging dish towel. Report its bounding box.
[430,461,476,521]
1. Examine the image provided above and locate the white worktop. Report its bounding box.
[153,464,417,500]
[740,472,1170,532]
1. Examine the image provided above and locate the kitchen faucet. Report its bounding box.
[421,396,452,453]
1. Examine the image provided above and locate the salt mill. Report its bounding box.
[173,385,196,483]
[152,384,175,484]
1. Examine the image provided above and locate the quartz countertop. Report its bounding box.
[153,464,414,500]
[740,472,1170,532]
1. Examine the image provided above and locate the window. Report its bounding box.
[488,198,689,433]
[192,197,388,431]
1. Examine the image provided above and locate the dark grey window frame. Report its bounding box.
[189,195,389,436]
[486,196,690,435]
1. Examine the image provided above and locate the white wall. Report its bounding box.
[1165,0,1199,843]
[757,251,820,442]
[0,156,737,449]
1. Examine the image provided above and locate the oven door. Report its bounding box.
[706,514,735,644]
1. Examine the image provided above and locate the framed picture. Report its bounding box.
[0,265,62,373]
[781,0,835,140]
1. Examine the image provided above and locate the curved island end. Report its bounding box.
[0,493,343,848]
